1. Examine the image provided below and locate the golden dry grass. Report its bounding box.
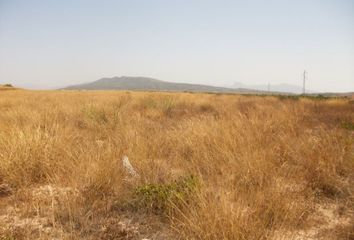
[0,90,353,240]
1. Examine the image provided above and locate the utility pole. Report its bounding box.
[267,82,270,93]
[303,70,307,95]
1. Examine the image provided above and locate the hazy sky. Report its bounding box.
[0,0,353,92]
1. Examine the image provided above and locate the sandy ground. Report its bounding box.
[1,183,353,239]
[0,184,177,240]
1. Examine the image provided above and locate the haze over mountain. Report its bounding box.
[63,76,260,93]
[230,82,312,94]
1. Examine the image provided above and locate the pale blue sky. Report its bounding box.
[0,0,353,92]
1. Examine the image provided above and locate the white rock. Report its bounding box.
[122,155,140,178]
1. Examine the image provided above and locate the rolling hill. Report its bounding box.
[62,77,353,96]
[63,76,259,93]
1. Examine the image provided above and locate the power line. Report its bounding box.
[303,70,307,94]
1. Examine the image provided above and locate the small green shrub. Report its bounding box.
[302,94,329,100]
[160,96,176,116]
[313,94,329,100]
[134,175,199,213]
[277,95,300,101]
[0,233,17,240]
[140,96,157,109]
[199,103,216,113]
[341,122,354,131]
[82,104,108,124]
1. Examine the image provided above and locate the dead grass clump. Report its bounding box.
[173,187,309,240]
[297,130,353,198]
[138,95,158,110]
[0,184,12,197]
[80,157,126,201]
[198,102,215,112]
[0,127,71,188]
[333,221,354,240]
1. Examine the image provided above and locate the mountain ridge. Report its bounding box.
[62,76,353,96]
[63,76,262,93]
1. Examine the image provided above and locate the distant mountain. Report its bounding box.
[63,76,261,93]
[230,82,310,94]
[0,84,19,91]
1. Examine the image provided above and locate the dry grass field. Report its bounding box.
[0,90,353,240]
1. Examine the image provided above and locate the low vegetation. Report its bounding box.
[0,84,16,91]
[0,90,353,239]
